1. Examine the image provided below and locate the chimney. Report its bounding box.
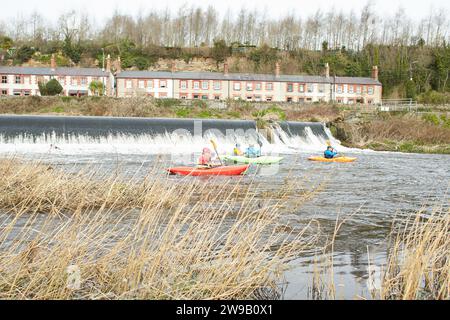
[275,62,280,78]
[224,62,229,76]
[171,61,176,73]
[325,63,330,78]
[106,54,111,72]
[116,56,122,74]
[372,65,378,81]
[50,54,56,71]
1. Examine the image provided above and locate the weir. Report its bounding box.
[0,115,343,154]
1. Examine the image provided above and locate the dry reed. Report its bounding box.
[0,158,320,299]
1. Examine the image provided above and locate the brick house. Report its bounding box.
[0,54,114,97]
[115,62,382,104]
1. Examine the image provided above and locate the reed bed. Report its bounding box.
[379,208,449,299]
[308,207,450,300]
[0,158,320,299]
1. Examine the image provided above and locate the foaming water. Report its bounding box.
[0,115,356,156]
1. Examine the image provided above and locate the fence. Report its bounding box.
[379,99,418,112]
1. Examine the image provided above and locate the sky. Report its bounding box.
[0,0,449,23]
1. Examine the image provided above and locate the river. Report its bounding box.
[0,115,448,299]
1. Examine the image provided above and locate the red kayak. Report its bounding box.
[168,165,249,176]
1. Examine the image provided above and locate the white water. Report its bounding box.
[0,123,363,156]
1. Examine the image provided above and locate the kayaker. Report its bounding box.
[233,143,243,156]
[324,146,338,159]
[198,147,218,167]
[245,144,260,158]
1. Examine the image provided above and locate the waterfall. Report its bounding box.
[0,115,349,155]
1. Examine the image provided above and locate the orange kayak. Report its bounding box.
[168,165,249,176]
[308,156,356,163]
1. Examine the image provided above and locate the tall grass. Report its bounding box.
[307,208,450,300]
[0,158,319,299]
[379,208,449,299]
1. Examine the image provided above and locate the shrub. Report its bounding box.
[45,79,63,96]
[421,113,440,125]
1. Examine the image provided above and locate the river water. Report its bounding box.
[0,115,448,299]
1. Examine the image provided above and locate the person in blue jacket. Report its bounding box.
[245,144,261,158]
[324,146,338,159]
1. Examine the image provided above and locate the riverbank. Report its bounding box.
[0,158,448,300]
[0,96,449,154]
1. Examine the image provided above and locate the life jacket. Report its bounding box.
[198,154,210,165]
[233,147,242,156]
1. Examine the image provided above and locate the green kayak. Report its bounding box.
[224,155,283,164]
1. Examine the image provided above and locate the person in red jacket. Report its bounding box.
[198,147,213,166]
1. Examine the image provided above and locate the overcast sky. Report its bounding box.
[0,0,449,23]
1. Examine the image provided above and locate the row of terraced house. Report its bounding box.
[0,54,382,104]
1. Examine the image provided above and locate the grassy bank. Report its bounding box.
[0,158,320,299]
[333,113,450,154]
[310,207,449,300]
[0,96,449,154]
[0,158,448,300]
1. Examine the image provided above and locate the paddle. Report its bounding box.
[256,136,263,157]
[210,139,223,166]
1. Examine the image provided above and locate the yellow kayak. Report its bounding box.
[308,156,356,163]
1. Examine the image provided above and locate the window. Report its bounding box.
[147,80,153,89]
[299,84,305,93]
[287,83,293,92]
[160,80,167,88]
[337,98,343,103]
[362,86,367,94]
[266,96,272,102]
[15,76,21,84]
[180,81,187,90]
[57,76,65,84]
[201,81,208,90]
[356,86,361,94]
[138,80,145,89]
[266,83,273,91]
[368,86,374,95]
[298,97,305,103]
[193,81,200,89]
[23,90,31,96]
[72,77,79,86]
[337,85,342,94]
[368,99,373,104]
[1,89,7,95]
[233,82,241,91]
[255,83,261,90]
[343,85,348,93]
[213,81,221,90]
[23,77,30,85]
[246,96,252,101]
[254,95,261,101]
[214,95,220,100]
[287,97,293,102]
[180,93,187,99]
[201,95,208,100]
[246,82,253,91]
[126,80,132,89]
[193,94,200,99]
[349,85,354,94]
[81,77,87,85]
[1,76,7,84]
[307,84,314,93]
[318,84,325,93]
